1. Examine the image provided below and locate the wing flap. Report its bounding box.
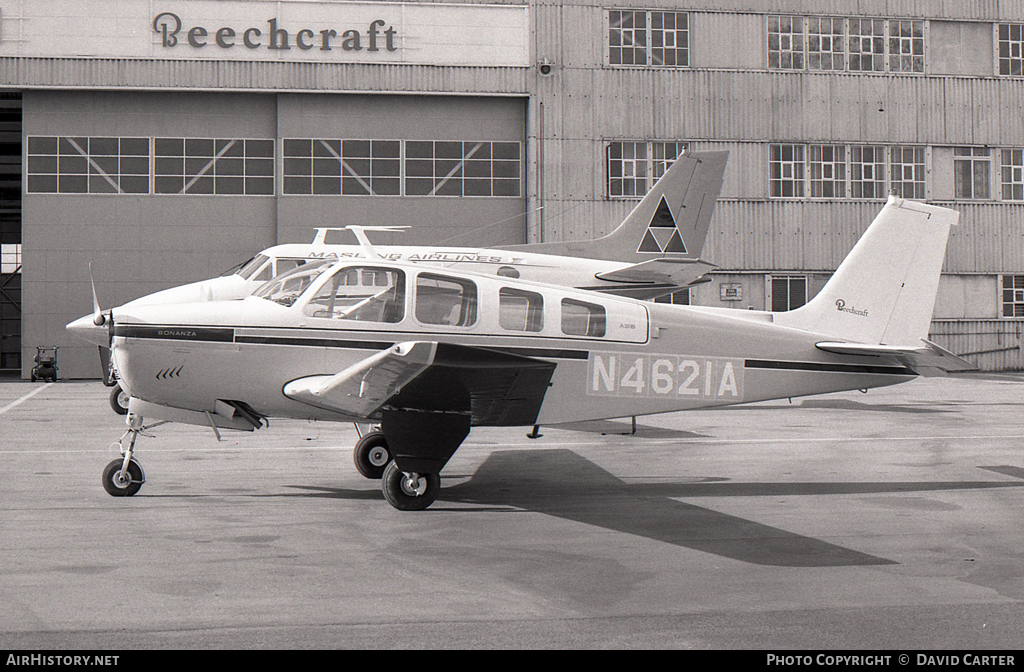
[815,339,976,375]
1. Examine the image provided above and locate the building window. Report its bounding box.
[888,20,924,73]
[405,141,520,197]
[27,136,150,194]
[998,24,1024,76]
[1001,149,1024,201]
[769,16,925,73]
[650,11,689,67]
[889,146,926,199]
[609,10,688,68]
[809,144,846,198]
[154,138,274,195]
[609,10,647,66]
[608,141,687,198]
[850,146,886,199]
[283,139,400,196]
[954,147,991,200]
[807,17,844,71]
[609,141,647,198]
[769,144,805,198]
[767,15,804,70]
[0,243,19,274]
[1002,275,1024,317]
[770,275,807,312]
[653,288,690,305]
[847,18,886,71]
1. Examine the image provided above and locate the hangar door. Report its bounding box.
[276,94,528,249]
[0,94,20,375]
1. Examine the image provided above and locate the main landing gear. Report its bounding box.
[350,426,442,511]
[353,429,391,480]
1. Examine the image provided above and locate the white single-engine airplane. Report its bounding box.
[67,195,973,510]
[89,150,726,413]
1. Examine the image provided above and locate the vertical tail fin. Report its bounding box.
[515,150,728,262]
[775,196,959,346]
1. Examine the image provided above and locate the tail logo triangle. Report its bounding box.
[637,196,687,253]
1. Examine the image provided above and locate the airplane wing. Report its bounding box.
[283,341,557,425]
[815,338,976,375]
[594,258,716,286]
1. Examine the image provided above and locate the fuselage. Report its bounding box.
[104,259,917,428]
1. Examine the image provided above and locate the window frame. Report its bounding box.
[1001,274,1024,318]
[153,137,274,196]
[27,135,151,195]
[767,15,925,74]
[998,23,1024,77]
[607,140,688,199]
[769,143,806,199]
[607,9,690,69]
[768,275,808,312]
[953,147,992,201]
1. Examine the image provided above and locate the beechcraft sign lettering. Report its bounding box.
[587,353,743,400]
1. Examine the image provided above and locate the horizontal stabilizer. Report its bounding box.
[595,258,717,286]
[284,341,437,417]
[815,339,976,375]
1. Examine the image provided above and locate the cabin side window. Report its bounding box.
[499,287,544,332]
[415,273,478,327]
[303,266,405,322]
[561,298,606,337]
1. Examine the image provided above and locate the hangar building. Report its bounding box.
[1,0,1023,378]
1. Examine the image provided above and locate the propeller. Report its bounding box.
[90,262,106,327]
[88,262,116,346]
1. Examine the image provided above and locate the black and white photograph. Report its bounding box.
[1,0,1024,654]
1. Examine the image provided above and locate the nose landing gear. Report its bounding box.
[100,413,168,497]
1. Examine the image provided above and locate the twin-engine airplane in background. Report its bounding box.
[127,150,729,309]
[67,194,973,510]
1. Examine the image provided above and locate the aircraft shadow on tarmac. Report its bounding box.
[720,399,952,414]
[287,452,1024,569]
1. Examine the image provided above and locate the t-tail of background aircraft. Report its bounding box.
[119,150,729,311]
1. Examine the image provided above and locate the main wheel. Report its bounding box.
[101,458,144,497]
[109,384,129,415]
[353,432,391,479]
[382,461,439,511]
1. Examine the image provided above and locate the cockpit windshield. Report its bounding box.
[253,258,334,307]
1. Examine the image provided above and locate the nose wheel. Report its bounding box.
[100,412,168,498]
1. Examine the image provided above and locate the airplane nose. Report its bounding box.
[66,313,110,347]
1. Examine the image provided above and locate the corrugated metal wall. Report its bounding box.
[530,1,1024,370]
[0,58,530,95]
[931,319,1024,370]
